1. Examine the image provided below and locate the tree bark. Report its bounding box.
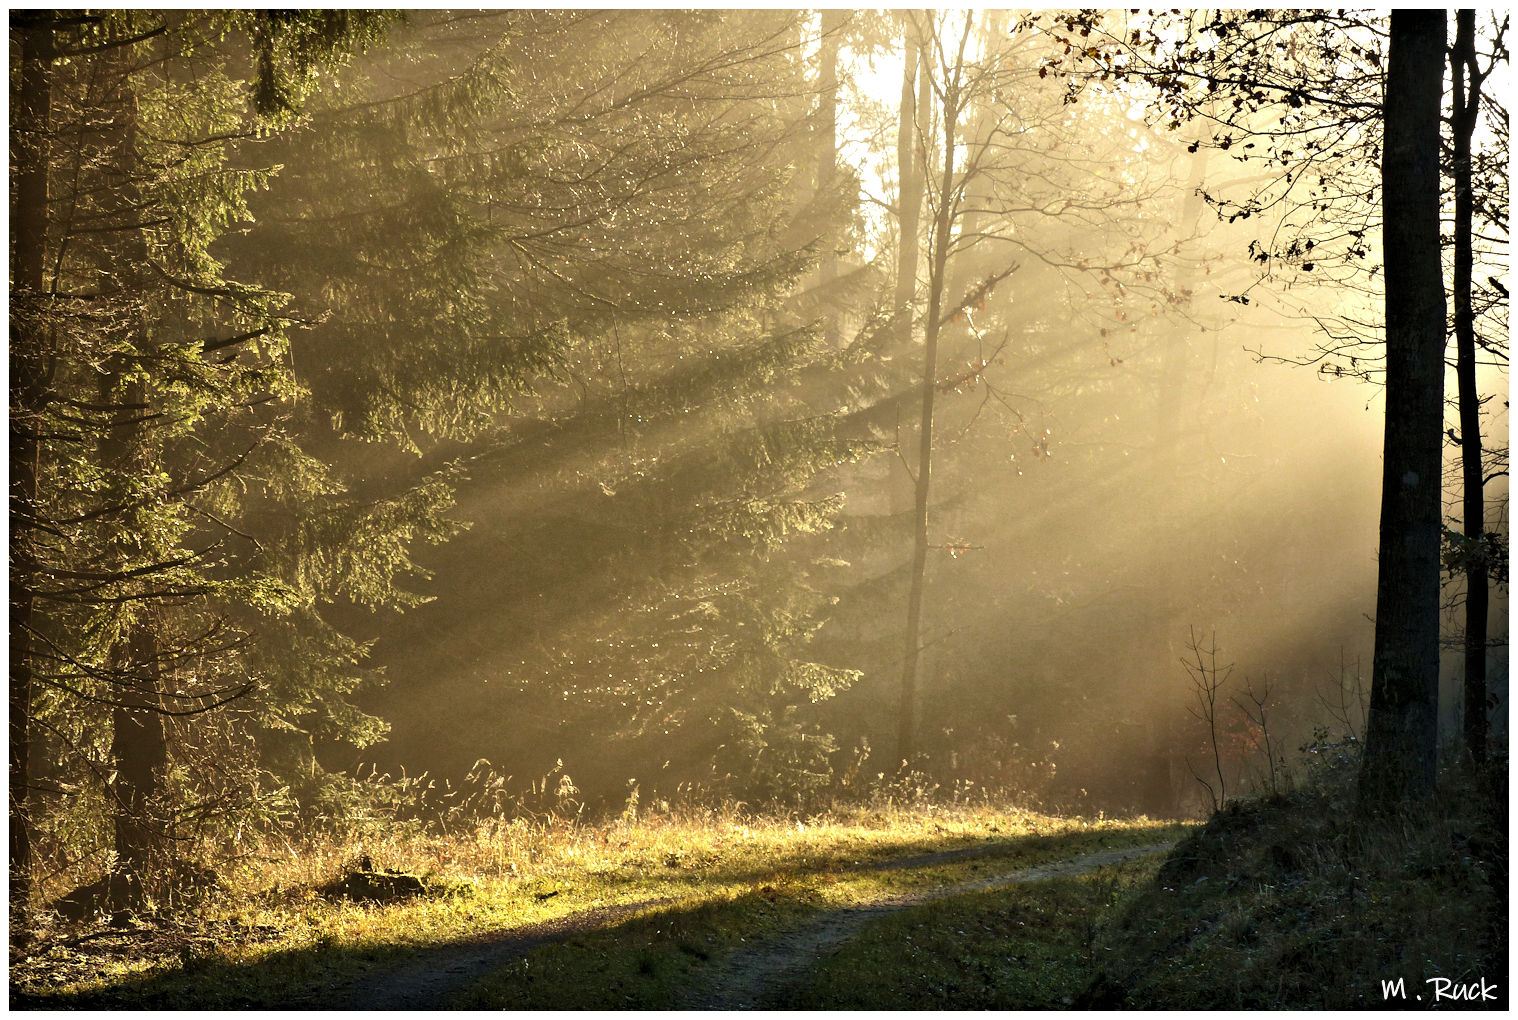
[9,14,55,924]
[1450,9,1488,766]
[110,622,169,875]
[1360,10,1448,806]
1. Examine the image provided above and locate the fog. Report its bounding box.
[17,16,1512,987]
[352,304,1395,813]
[306,10,1507,820]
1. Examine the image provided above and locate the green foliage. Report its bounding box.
[219,8,877,815]
[237,10,396,118]
[266,9,886,805]
[13,10,466,900]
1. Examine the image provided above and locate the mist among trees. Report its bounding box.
[9,9,1508,962]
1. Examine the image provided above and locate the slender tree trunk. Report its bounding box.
[942,11,1004,307]
[886,21,929,525]
[893,19,927,319]
[898,19,970,762]
[10,15,55,924]
[1360,10,1448,807]
[1450,9,1488,766]
[889,20,929,522]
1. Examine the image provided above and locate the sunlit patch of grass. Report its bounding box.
[452,815,1187,1010]
[11,802,1185,1009]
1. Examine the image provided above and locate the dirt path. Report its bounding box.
[323,839,1174,1010]
[322,897,673,1010]
[675,842,1176,1011]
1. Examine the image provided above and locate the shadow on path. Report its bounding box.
[675,841,1177,1010]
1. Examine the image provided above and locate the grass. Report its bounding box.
[452,821,1187,1010]
[792,857,1164,1009]
[16,748,1500,1010]
[10,801,1184,1009]
[1081,745,1508,1010]
[449,813,1184,1013]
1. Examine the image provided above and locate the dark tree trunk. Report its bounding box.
[110,624,169,875]
[1450,9,1488,766]
[9,14,55,924]
[1360,10,1448,807]
[96,59,173,875]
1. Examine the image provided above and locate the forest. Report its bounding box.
[8,9,1509,1010]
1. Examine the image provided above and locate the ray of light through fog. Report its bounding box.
[302,9,1505,818]
[14,14,1512,1003]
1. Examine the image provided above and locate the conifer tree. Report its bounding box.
[8,10,411,910]
[218,10,873,803]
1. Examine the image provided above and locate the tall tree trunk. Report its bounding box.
[888,20,929,525]
[893,18,927,320]
[898,17,970,762]
[96,53,173,876]
[1360,10,1448,807]
[10,14,55,924]
[1450,9,1488,766]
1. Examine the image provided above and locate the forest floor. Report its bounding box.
[9,805,1188,1010]
[13,757,1503,1009]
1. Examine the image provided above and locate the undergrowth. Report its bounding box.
[1081,740,1508,1009]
